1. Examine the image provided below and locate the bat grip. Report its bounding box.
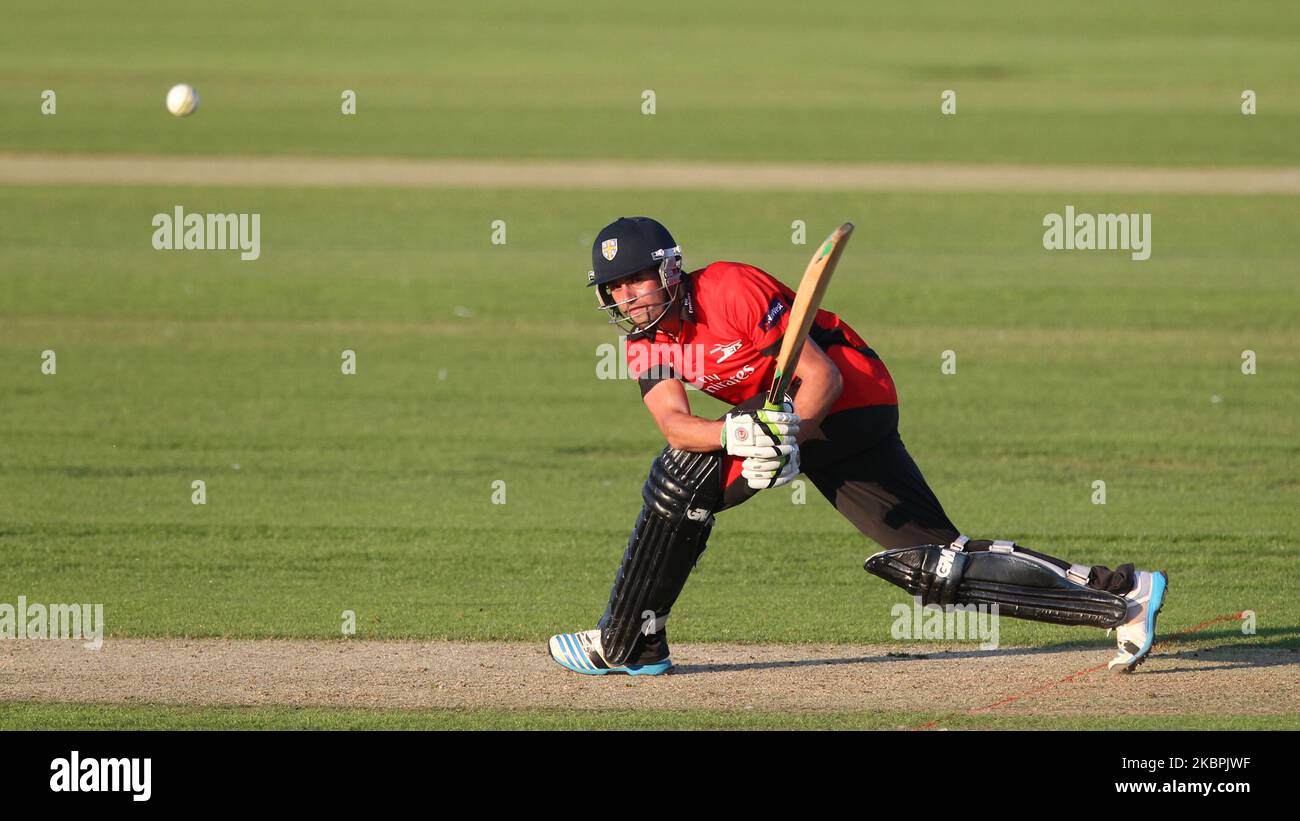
[765,375,801,410]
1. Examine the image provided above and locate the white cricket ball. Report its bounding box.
[166,84,199,117]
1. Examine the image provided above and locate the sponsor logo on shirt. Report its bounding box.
[693,364,757,395]
[760,296,787,331]
[711,339,744,363]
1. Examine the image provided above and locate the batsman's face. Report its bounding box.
[608,269,667,327]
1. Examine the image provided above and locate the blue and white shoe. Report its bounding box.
[1108,570,1169,673]
[548,628,674,676]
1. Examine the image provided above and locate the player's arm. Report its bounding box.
[640,340,838,451]
[788,337,842,442]
[642,379,725,453]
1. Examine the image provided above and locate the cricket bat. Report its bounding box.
[765,221,854,409]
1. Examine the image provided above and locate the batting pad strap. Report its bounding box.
[917,543,967,606]
[990,540,1015,553]
[1067,564,1091,586]
[640,614,668,635]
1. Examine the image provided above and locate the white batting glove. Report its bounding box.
[742,445,801,490]
[722,401,800,458]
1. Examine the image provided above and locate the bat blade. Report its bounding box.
[765,221,854,408]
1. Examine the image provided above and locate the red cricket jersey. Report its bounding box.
[625,261,898,412]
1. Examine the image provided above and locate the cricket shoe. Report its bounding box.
[547,628,674,676]
[1107,570,1169,673]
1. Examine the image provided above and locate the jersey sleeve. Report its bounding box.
[720,264,792,357]
[626,337,684,398]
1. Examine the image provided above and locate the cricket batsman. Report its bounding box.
[548,216,1168,676]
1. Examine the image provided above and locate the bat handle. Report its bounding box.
[763,392,790,412]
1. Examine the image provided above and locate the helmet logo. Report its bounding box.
[601,239,618,260]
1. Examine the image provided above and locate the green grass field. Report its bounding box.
[3,703,1297,732]
[3,186,1295,644]
[1,0,1297,730]
[3,1,1299,166]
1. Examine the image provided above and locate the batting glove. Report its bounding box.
[742,445,801,490]
[721,401,800,458]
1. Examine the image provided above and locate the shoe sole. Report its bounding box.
[547,636,673,676]
[550,656,675,676]
[1110,571,1168,674]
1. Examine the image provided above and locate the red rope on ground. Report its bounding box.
[912,611,1247,731]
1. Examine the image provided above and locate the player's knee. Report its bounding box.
[645,446,723,520]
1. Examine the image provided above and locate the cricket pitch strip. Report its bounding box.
[2,154,1299,194]
[1,639,1294,717]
